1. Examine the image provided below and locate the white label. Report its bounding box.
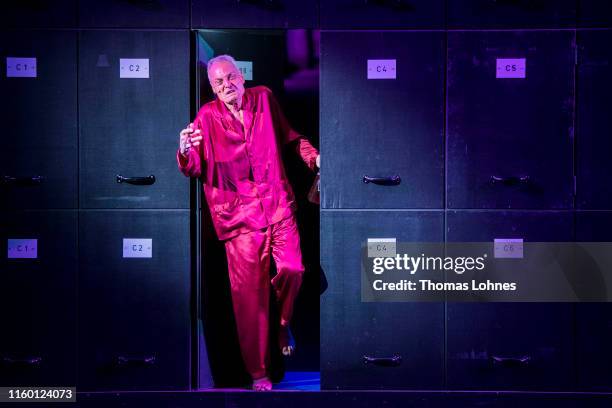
[8,239,38,259]
[235,60,253,81]
[6,57,37,78]
[496,58,526,78]
[123,238,152,258]
[120,58,149,78]
[367,238,396,258]
[367,59,396,79]
[494,238,524,258]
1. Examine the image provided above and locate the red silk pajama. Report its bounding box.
[224,215,304,379]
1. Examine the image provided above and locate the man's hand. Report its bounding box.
[179,123,202,156]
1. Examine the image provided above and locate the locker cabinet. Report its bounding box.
[0,211,77,386]
[79,0,189,28]
[576,29,612,209]
[575,211,612,390]
[191,0,317,29]
[446,211,574,390]
[321,210,444,389]
[78,30,190,209]
[447,0,576,28]
[447,31,575,209]
[78,210,191,390]
[0,31,77,209]
[320,31,445,209]
[319,0,444,29]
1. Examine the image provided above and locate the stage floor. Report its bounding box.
[60,372,612,408]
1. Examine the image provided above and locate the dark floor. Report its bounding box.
[27,372,611,408]
[69,390,612,408]
[9,373,612,407]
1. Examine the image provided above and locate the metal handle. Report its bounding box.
[1,356,42,366]
[491,0,524,7]
[491,0,544,13]
[363,354,402,367]
[364,0,413,11]
[116,355,156,367]
[490,175,530,187]
[363,174,401,186]
[1,175,43,186]
[116,174,156,185]
[490,355,531,367]
[236,0,283,10]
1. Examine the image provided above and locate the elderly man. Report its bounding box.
[177,55,319,391]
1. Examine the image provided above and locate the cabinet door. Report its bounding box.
[0,31,77,209]
[321,31,445,209]
[446,211,574,390]
[0,1,76,28]
[79,30,190,209]
[0,211,77,386]
[78,210,191,391]
[577,1,612,27]
[575,211,612,391]
[320,0,444,29]
[79,0,189,28]
[321,210,444,389]
[447,0,576,28]
[191,0,317,29]
[576,30,612,209]
[447,31,574,209]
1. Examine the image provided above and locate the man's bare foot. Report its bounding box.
[279,325,296,356]
[252,376,272,391]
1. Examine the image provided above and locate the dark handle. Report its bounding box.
[490,175,530,187]
[1,356,42,366]
[363,174,401,186]
[116,174,156,185]
[491,355,531,367]
[492,0,547,13]
[363,355,402,367]
[491,0,524,6]
[116,355,156,367]
[235,0,283,10]
[364,0,414,11]
[1,175,43,186]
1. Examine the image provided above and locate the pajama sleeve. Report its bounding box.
[177,115,205,178]
[290,137,319,172]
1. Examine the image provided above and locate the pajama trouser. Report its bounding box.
[224,215,305,380]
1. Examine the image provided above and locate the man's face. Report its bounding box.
[208,60,245,106]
